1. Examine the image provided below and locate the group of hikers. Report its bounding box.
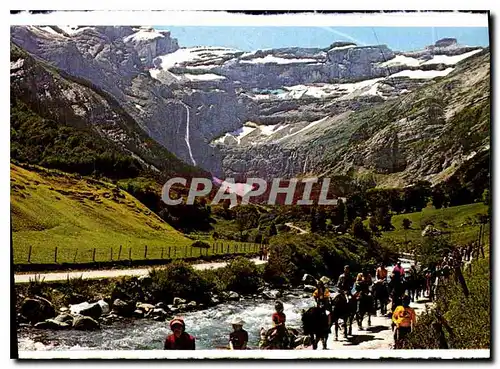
[163,248,475,350]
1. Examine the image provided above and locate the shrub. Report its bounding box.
[191,240,211,249]
[404,257,490,349]
[149,261,212,304]
[402,218,412,230]
[222,257,263,294]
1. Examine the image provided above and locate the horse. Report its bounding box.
[301,306,331,350]
[330,292,357,340]
[372,280,390,315]
[388,275,406,313]
[355,291,374,329]
[259,326,297,350]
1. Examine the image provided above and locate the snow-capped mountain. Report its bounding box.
[10,26,489,185]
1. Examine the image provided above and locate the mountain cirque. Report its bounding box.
[11,26,489,185]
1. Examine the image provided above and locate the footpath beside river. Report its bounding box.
[15,258,267,283]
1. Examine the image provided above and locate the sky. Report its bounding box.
[155,26,489,52]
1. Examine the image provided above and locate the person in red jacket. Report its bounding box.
[164,317,196,350]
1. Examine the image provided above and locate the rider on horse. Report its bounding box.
[337,265,355,298]
[269,301,289,348]
[313,280,332,327]
[376,263,388,282]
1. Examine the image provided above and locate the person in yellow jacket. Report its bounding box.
[392,295,416,346]
[313,280,332,328]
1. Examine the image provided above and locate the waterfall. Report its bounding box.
[180,102,197,166]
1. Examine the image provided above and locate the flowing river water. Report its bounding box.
[18,261,414,351]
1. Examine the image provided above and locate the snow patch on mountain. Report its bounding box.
[184,73,226,81]
[422,49,483,65]
[124,27,165,42]
[240,55,318,64]
[390,68,454,79]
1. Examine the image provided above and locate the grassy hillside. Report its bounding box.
[374,203,489,252]
[11,163,195,264]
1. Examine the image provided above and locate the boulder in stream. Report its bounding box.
[262,290,282,300]
[73,315,100,330]
[21,296,56,324]
[112,299,134,317]
[187,301,197,310]
[133,309,144,318]
[303,285,316,292]
[173,297,187,306]
[302,274,317,286]
[54,314,74,325]
[227,291,240,301]
[34,319,71,330]
[136,302,155,313]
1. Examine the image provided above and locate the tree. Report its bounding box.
[375,206,394,231]
[368,216,380,236]
[482,189,490,206]
[268,223,278,237]
[402,218,412,230]
[332,199,346,226]
[432,186,446,209]
[310,207,318,233]
[234,205,259,236]
[351,217,371,242]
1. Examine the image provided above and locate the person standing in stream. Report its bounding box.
[229,317,248,350]
[164,317,196,350]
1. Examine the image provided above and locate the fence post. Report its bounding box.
[185,245,188,258]
[110,247,113,261]
[168,247,171,259]
[144,245,148,259]
[92,248,96,262]
[236,244,238,253]
[227,244,230,254]
[54,247,58,263]
[118,245,122,260]
[73,249,78,263]
[190,246,193,257]
[28,246,32,263]
[129,247,132,261]
[161,247,164,259]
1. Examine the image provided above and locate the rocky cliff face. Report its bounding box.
[10,26,489,186]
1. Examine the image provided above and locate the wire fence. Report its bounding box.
[23,241,265,265]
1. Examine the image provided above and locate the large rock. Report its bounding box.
[97,300,110,314]
[227,291,240,301]
[34,319,71,330]
[136,302,155,313]
[262,290,282,300]
[302,274,317,286]
[303,285,316,293]
[21,297,56,324]
[53,314,74,325]
[112,299,134,317]
[187,301,197,310]
[73,315,100,330]
[422,225,443,237]
[173,297,187,307]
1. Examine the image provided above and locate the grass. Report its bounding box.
[11,163,259,265]
[373,203,489,252]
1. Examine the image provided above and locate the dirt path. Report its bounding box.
[301,297,432,350]
[285,222,309,234]
[14,258,267,284]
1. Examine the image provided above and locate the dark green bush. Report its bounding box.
[149,261,212,304]
[191,240,211,249]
